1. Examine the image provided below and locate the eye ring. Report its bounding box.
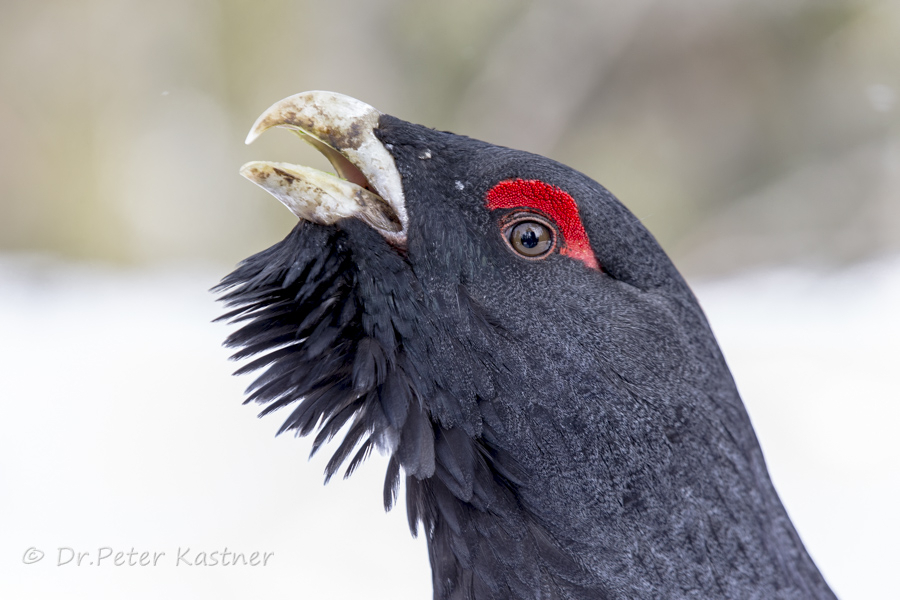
[501,213,558,260]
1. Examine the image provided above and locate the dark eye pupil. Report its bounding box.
[520,230,539,248]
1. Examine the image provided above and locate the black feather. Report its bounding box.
[383,454,401,512]
[324,419,367,484]
[344,438,374,479]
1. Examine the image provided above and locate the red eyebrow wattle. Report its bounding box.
[485,179,600,270]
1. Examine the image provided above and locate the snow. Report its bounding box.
[1,255,897,599]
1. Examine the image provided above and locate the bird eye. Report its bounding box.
[505,218,555,258]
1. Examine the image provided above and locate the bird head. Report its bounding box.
[216,91,834,599]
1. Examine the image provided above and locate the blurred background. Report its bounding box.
[2,0,899,273]
[1,0,898,598]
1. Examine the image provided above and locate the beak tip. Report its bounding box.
[238,161,260,181]
[245,111,273,145]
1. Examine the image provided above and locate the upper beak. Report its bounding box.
[241,91,408,244]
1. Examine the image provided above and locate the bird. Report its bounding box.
[216,91,837,599]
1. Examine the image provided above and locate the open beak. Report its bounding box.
[241,91,408,244]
